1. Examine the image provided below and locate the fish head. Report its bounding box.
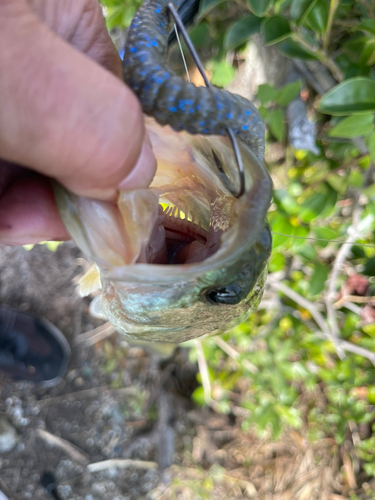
[55,119,272,343]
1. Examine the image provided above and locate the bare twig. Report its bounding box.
[36,429,88,463]
[325,193,361,359]
[338,301,363,316]
[87,459,157,472]
[213,336,258,374]
[323,0,340,51]
[315,333,375,366]
[293,33,344,82]
[270,279,375,365]
[340,447,357,489]
[194,339,212,405]
[334,295,375,309]
[270,280,329,335]
[74,322,115,346]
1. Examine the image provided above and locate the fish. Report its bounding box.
[54,0,273,345]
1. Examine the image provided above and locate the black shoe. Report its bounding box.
[0,306,70,384]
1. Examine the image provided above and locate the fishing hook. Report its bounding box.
[167,2,245,198]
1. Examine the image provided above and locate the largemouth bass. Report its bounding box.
[54,0,273,344]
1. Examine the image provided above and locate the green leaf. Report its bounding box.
[224,15,263,51]
[309,262,328,296]
[364,256,375,276]
[313,226,339,245]
[210,60,236,87]
[270,212,294,247]
[268,109,285,142]
[263,16,291,45]
[347,170,364,188]
[199,0,225,16]
[359,40,375,67]
[305,0,328,34]
[326,173,348,194]
[192,386,206,406]
[247,0,273,16]
[318,78,375,115]
[273,189,300,214]
[329,114,374,138]
[357,20,375,35]
[257,83,278,104]
[278,39,320,60]
[269,252,285,272]
[276,81,302,106]
[290,0,317,22]
[189,23,210,49]
[299,185,337,222]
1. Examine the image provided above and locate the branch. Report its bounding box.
[36,429,88,463]
[325,193,361,359]
[323,0,340,51]
[270,279,375,366]
[88,459,157,473]
[270,280,330,335]
[315,332,375,366]
[194,338,212,405]
[213,336,258,374]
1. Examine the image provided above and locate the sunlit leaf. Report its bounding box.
[326,173,348,194]
[247,0,273,16]
[263,15,291,45]
[347,170,364,188]
[269,252,286,272]
[257,83,278,104]
[273,189,300,214]
[209,60,236,87]
[270,212,294,247]
[318,78,375,115]
[329,114,374,138]
[224,15,262,51]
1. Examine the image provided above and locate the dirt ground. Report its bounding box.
[0,244,374,500]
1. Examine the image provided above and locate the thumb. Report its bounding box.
[0,5,156,201]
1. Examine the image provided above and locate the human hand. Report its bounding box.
[0,0,156,245]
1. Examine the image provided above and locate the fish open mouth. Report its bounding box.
[54,121,271,275]
[153,200,216,265]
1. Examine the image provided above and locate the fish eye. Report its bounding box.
[204,285,243,305]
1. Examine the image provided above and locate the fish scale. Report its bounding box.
[123,0,265,161]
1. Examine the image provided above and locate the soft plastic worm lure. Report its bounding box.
[122,0,265,163]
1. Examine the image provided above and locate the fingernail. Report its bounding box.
[118,141,157,191]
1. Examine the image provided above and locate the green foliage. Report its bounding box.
[100,0,142,29]
[318,78,375,115]
[257,81,301,142]
[224,15,262,51]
